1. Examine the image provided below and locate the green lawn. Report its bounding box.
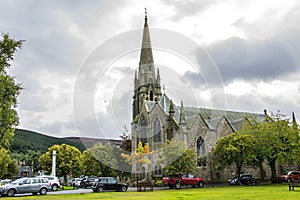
[3,184,300,200]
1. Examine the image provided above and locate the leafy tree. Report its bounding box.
[0,147,18,178]
[122,142,153,181]
[79,150,102,177]
[38,144,81,182]
[120,126,131,152]
[254,113,300,182]
[89,142,118,177]
[158,140,196,188]
[0,34,23,149]
[213,132,256,182]
[158,140,196,176]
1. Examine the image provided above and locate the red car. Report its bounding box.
[162,173,204,189]
[279,171,300,182]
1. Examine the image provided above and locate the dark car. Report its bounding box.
[279,171,300,182]
[92,177,127,192]
[228,174,258,186]
[80,176,97,188]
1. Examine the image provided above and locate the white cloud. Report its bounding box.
[1,0,299,138]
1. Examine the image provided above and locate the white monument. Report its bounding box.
[51,150,56,176]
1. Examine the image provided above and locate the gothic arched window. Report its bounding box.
[153,117,161,142]
[141,116,147,145]
[196,137,206,166]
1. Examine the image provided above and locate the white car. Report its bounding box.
[35,176,60,191]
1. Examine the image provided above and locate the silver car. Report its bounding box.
[0,177,51,197]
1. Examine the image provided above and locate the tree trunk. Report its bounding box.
[258,161,265,181]
[236,162,242,184]
[268,158,278,183]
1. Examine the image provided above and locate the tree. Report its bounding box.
[38,144,81,182]
[0,147,18,178]
[88,142,118,177]
[158,140,196,176]
[213,132,256,182]
[120,126,131,152]
[122,142,153,181]
[0,34,23,149]
[254,113,300,182]
[157,140,196,188]
[79,150,102,177]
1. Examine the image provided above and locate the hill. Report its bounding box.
[11,129,121,154]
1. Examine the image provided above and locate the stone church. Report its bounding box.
[131,13,267,181]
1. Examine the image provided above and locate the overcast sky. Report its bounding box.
[1,0,300,139]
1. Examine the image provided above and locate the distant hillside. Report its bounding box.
[63,137,122,149]
[11,129,121,154]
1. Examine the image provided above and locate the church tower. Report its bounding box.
[132,10,162,120]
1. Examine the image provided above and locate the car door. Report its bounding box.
[99,178,109,190]
[17,178,31,193]
[31,178,41,192]
[107,177,117,191]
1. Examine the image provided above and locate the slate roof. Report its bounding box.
[145,93,266,131]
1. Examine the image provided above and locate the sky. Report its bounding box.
[1,0,300,139]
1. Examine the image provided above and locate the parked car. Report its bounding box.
[0,177,51,197]
[279,171,300,182]
[69,178,83,187]
[35,176,61,191]
[162,173,205,189]
[228,174,259,186]
[92,177,127,192]
[80,176,98,188]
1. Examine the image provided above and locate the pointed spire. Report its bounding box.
[292,112,298,127]
[139,9,154,65]
[145,7,148,20]
[169,100,174,117]
[134,70,138,89]
[180,101,186,124]
[157,68,160,84]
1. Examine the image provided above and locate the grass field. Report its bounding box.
[3,184,300,200]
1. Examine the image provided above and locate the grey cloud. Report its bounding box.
[206,37,299,83]
[161,0,219,20]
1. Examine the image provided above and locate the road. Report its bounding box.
[14,186,169,197]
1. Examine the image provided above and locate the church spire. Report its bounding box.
[138,8,155,85]
[132,10,162,120]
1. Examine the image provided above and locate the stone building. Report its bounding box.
[131,12,267,181]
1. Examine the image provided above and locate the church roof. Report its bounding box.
[146,93,266,131]
[184,106,265,131]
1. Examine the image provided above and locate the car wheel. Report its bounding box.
[175,182,180,189]
[98,187,104,192]
[198,181,204,188]
[7,189,16,197]
[52,184,58,191]
[121,186,127,192]
[40,188,48,195]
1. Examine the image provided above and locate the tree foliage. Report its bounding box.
[38,144,81,180]
[213,132,256,180]
[79,150,102,177]
[88,142,118,177]
[158,140,196,176]
[213,113,300,182]
[0,147,18,178]
[0,34,23,149]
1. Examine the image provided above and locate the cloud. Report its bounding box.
[161,0,219,20]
